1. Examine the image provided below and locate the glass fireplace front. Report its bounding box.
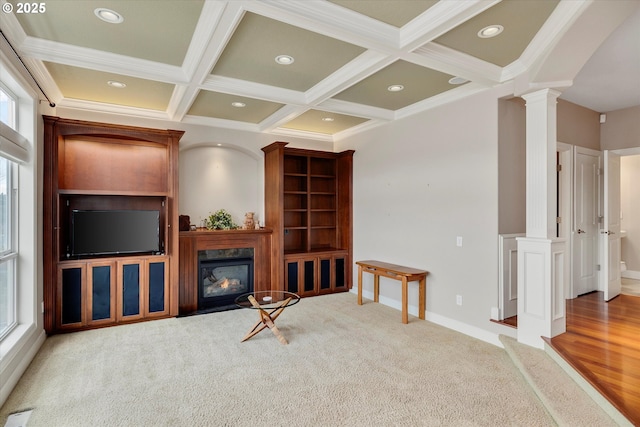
[198,248,254,311]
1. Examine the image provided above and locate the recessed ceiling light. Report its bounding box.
[387,84,404,92]
[275,55,294,65]
[478,25,503,38]
[107,80,126,89]
[94,8,124,24]
[322,117,334,122]
[231,102,246,108]
[448,77,469,85]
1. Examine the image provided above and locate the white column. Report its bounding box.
[517,89,567,349]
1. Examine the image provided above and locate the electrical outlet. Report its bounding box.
[456,295,463,306]
[456,236,463,247]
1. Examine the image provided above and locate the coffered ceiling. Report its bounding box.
[1,0,637,141]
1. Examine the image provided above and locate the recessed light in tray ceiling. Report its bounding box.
[210,12,366,92]
[188,91,284,123]
[94,8,124,24]
[334,60,455,111]
[44,62,173,111]
[432,0,560,67]
[14,1,204,66]
[281,109,368,135]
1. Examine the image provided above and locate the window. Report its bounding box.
[0,47,38,405]
[0,86,16,129]
[0,86,17,339]
[0,157,16,339]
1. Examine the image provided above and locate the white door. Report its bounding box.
[573,148,600,296]
[499,234,522,319]
[603,150,622,301]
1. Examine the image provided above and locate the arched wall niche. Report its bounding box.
[179,142,264,228]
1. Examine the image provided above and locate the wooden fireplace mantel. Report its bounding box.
[178,228,273,314]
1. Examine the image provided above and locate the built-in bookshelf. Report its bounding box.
[262,142,354,296]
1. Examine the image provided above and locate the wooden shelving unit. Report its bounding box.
[43,116,183,334]
[262,142,354,296]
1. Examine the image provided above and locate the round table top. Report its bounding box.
[234,291,300,309]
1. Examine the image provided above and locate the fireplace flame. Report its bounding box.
[220,278,230,289]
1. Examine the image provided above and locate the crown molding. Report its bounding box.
[270,126,333,143]
[519,0,592,81]
[58,98,171,121]
[20,57,63,102]
[394,82,489,120]
[333,119,386,142]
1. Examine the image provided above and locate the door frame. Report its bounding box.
[557,143,574,299]
[570,145,602,298]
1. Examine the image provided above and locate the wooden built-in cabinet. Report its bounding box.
[43,116,183,334]
[262,142,354,296]
[57,256,169,330]
[284,251,348,297]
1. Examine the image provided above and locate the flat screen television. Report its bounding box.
[71,209,161,257]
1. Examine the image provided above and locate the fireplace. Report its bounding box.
[198,248,254,311]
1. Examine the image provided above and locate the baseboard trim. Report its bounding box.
[350,289,502,347]
[0,326,46,406]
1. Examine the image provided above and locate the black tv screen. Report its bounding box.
[71,210,160,257]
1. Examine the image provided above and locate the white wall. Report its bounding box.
[621,155,640,273]
[336,86,510,345]
[498,98,526,235]
[179,145,261,227]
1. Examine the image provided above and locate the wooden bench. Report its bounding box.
[356,260,428,324]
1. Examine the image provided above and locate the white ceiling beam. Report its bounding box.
[202,75,307,106]
[182,114,261,133]
[411,43,503,85]
[318,99,394,122]
[305,50,394,105]
[259,104,311,133]
[245,0,399,51]
[19,37,187,84]
[400,0,500,51]
[181,0,231,81]
[171,1,246,121]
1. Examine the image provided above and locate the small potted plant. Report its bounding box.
[205,209,238,230]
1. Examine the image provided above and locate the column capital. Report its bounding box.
[521,88,562,104]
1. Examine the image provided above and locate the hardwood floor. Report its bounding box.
[546,291,640,425]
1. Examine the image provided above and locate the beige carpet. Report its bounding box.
[0,293,607,426]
